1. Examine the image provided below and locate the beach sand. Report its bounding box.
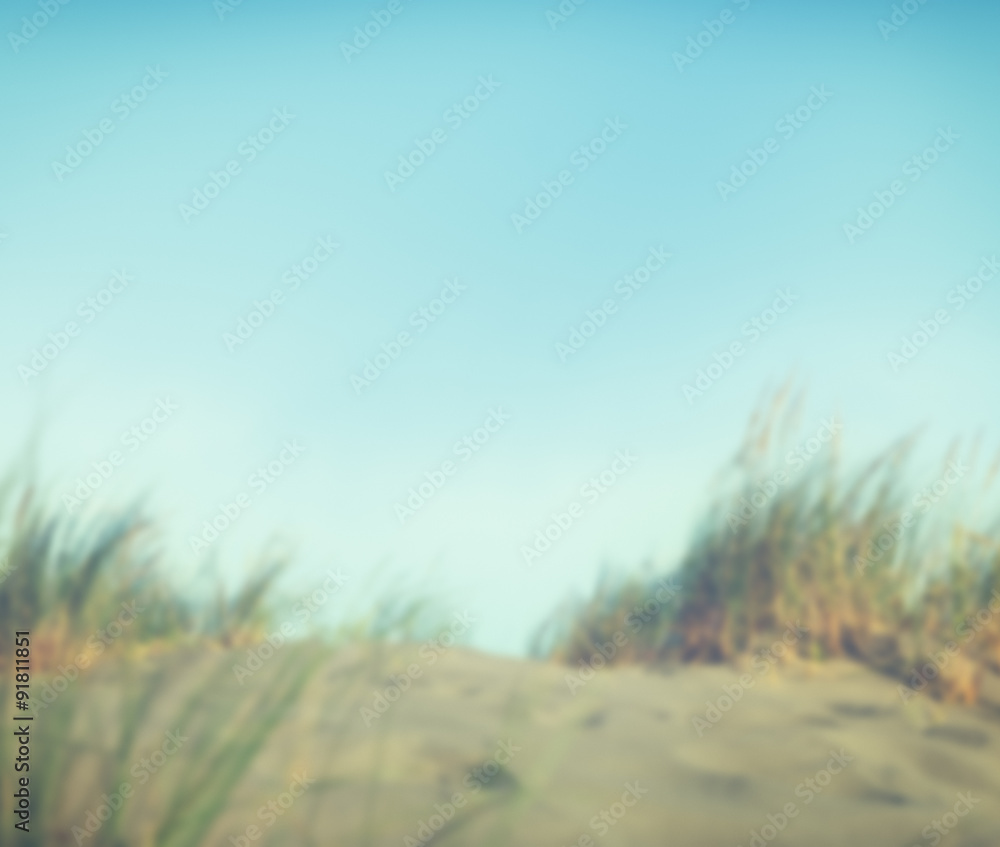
[48,644,1000,846]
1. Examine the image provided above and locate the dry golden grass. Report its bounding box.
[541,384,1000,705]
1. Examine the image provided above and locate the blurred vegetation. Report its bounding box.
[4,386,1000,844]
[0,458,315,845]
[0,459,454,845]
[539,383,1000,704]
[0,481,281,674]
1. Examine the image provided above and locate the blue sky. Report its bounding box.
[2,0,999,655]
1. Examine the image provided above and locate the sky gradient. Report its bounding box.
[2,0,999,655]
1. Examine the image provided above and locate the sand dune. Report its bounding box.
[50,644,1000,846]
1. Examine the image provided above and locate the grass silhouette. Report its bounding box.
[4,389,1000,844]
[540,385,1000,704]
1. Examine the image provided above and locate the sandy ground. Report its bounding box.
[46,644,1000,846]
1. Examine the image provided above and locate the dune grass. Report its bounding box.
[0,463,458,845]
[540,385,1000,703]
[0,471,286,676]
[0,461,310,845]
[4,388,1000,845]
